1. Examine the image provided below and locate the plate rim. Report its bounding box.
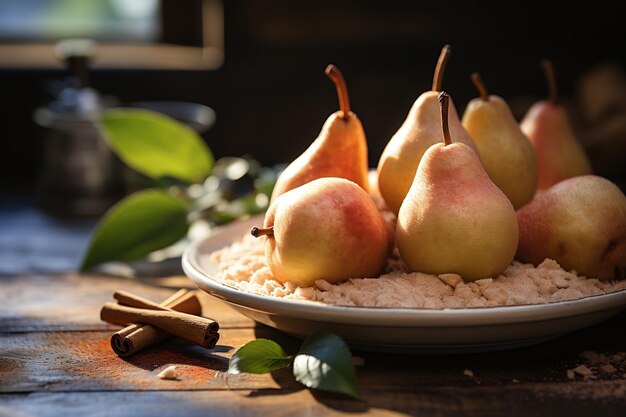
[182,218,626,328]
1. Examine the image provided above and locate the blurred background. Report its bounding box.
[1,0,626,208]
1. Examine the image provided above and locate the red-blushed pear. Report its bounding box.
[396,93,518,282]
[462,73,538,209]
[377,44,478,214]
[252,177,391,287]
[520,60,593,191]
[516,175,626,281]
[270,65,369,202]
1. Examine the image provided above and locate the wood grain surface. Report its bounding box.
[2,270,626,417]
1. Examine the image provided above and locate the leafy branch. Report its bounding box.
[229,333,362,400]
[80,108,278,271]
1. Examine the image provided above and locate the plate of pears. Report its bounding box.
[183,50,626,353]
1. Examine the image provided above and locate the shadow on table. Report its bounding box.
[242,310,626,414]
[119,338,232,373]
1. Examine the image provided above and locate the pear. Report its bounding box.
[396,92,518,281]
[520,60,593,191]
[377,44,478,214]
[462,73,538,209]
[270,65,369,202]
[516,175,626,281]
[253,177,391,286]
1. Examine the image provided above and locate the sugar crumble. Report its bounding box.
[210,233,626,309]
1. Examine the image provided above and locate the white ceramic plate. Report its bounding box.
[182,216,626,354]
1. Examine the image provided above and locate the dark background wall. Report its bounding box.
[2,0,625,195]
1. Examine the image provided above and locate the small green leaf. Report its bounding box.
[100,108,214,183]
[229,339,293,374]
[80,189,189,271]
[293,333,361,399]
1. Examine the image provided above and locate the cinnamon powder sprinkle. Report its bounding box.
[209,234,626,309]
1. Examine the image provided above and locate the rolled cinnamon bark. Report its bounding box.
[114,289,218,334]
[114,290,201,312]
[101,302,220,349]
[110,290,202,357]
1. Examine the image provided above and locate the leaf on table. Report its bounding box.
[229,339,293,374]
[100,108,214,184]
[293,333,362,399]
[80,189,189,271]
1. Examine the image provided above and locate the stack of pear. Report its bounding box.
[270,65,369,202]
[516,175,626,281]
[520,60,593,191]
[377,45,478,214]
[396,93,518,281]
[252,177,391,287]
[462,73,538,209]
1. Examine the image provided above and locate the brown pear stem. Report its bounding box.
[251,226,274,238]
[471,72,490,101]
[432,44,452,92]
[325,64,350,119]
[439,92,452,146]
[541,59,558,105]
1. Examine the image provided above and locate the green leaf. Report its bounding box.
[80,189,189,271]
[100,108,214,183]
[293,333,361,399]
[229,339,293,374]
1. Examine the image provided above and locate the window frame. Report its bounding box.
[0,0,223,70]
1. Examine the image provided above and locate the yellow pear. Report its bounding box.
[270,65,369,202]
[516,175,626,281]
[520,60,592,191]
[462,73,538,209]
[252,178,391,287]
[377,45,478,214]
[396,93,518,281]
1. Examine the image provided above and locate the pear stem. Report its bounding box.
[432,44,452,92]
[325,64,350,119]
[439,92,452,146]
[251,226,274,238]
[541,59,558,105]
[471,72,490,101]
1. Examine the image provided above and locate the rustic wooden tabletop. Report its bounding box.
[1,201,626,417]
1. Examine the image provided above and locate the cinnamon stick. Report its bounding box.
[114,289,189,310]
[110,290,201,357]
[115,290,219,334]
[101,302,219,349]
[115,289,202,315]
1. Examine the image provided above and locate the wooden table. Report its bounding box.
[2,202,626,416]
